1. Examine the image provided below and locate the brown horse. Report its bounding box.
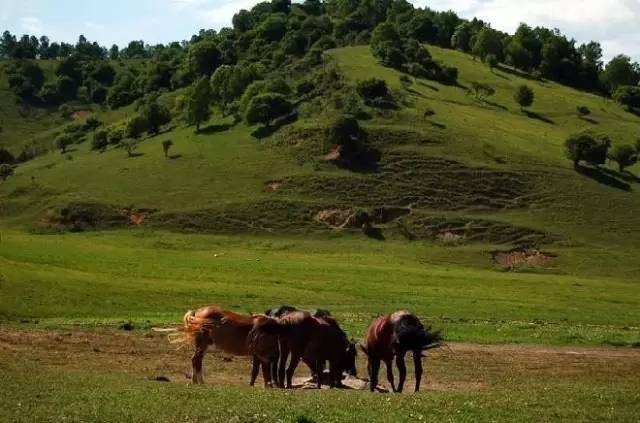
[362,311,441,393]
[250,311,357,389]
[170,306,277,386]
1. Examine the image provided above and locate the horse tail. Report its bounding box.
[395,315,443,351]
[168,310,209,346]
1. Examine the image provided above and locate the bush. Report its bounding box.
[0,148,15,165]
[327,115,362,149]
[576,106,591,117]
[0,164,14,181]
[356,78,389,102]
[564,133,611,168]
[486,54,499,71]
[140,101,171,135]
[470,82,495,100]
[91,130,109,152]
[608,145,638,172]
[438,66,459,85]
[515,85,534,110]
[120,138,138,157]
[399,75,413,89]
[126,115,148,139]
[108,128,124,145]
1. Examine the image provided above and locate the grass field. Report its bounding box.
[1,45,640,421]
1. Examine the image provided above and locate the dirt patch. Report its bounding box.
[70,111,90,121]
[314,208,356,228]
[35,203,157,232]
[123,208,156,226]
[493,249,557,269]
[401,216,556,246]
[265,181,283,191]
[1,329,638,393]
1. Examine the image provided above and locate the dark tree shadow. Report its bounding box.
[334,148,381,173]
[492,71,510,80]
[416,81,439,92]
[599,166,640,183]
[168,154,182,160]
[579,116,599,125]
[484,100,508,111]
[496,65,543,82]
[199,123,234,134]
[252,112,298,139]
[576,165,631,191]
[363,226,385,241]
[426,120,447,129]
[62,148,78,154]
[625,107,640,117]
[524,110,555,124]
[127,152,145,158]
[407,88,427,98]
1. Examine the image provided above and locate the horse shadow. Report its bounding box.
[576,165,631,191]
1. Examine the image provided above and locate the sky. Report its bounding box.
[1,0,639,62]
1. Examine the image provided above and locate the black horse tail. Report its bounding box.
[394,314,443,351]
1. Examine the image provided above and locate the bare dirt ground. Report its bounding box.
[1,327,639,392]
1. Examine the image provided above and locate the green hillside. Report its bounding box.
[1,46,639,278]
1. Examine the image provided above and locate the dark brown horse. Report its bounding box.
[170,306,277,386]
[362,311,441,393]
[250,311,357,389]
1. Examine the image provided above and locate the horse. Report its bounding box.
[170,306,278,387]
[264,305,333,384]
[249,311,357,389]
[361,311,442,393]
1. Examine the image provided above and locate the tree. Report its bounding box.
[185,77,211,132]
[245,93,293,127]
[356,78,389,101]
[109,44,119,60]
[6,61,45,99]
[91,130,109,152]
[56,75,77,101]
[514,85,534,111]
[451,22,474,52]
[486,54,499,72]
[162,140,174,159]
[609,145,637,172]
[187,40,222,76]
[121,138,138,157]
[564,133,610,168]
[601,55,640,93]
[0,164,13,181]
[472,27,503,62]
[55,134,74,154]
[140,101,171,135]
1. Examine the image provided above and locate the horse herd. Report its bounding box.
[170,305,442,393]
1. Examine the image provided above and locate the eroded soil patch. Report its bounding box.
[493,249,558,269]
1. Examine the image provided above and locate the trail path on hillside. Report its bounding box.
[1,328,638,392]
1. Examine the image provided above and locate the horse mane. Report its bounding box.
[393,313,443,351]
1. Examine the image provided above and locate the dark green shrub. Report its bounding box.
[0,164,14,181]
[356,78,389,102]
[55,134,75,154]
[515,85,534,110]
[565,133,610,167]
[91,130,109,152]
[576,106,591,117]
[608,145,638,172]
[613,85,640,109]
[245,93,294,127]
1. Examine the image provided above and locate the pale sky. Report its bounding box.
[1,0,639,62]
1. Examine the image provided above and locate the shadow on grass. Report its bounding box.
[579,116,599,125]
[168,154,182,160]
[199,123,234,134]
[416,81,439,92]
[524,110,555,124]
[484,100,508,111]
[426,120,447,129]
[127,152,145,158]
[576,165,631,191]
[497,65,543,82]
[251,112,298,139]
[407,88,427,98]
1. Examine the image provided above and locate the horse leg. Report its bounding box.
[191,339,208,384]
[277,341,289,388]
[413,350,423,393]
[369,358,381,392]
[316,359,325,389]
[286,350,302,389]
[250,357,260,387]
[385,358,396,393]
[261,360,273,388]
[396,350,407,393]
[329,360,341,388]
